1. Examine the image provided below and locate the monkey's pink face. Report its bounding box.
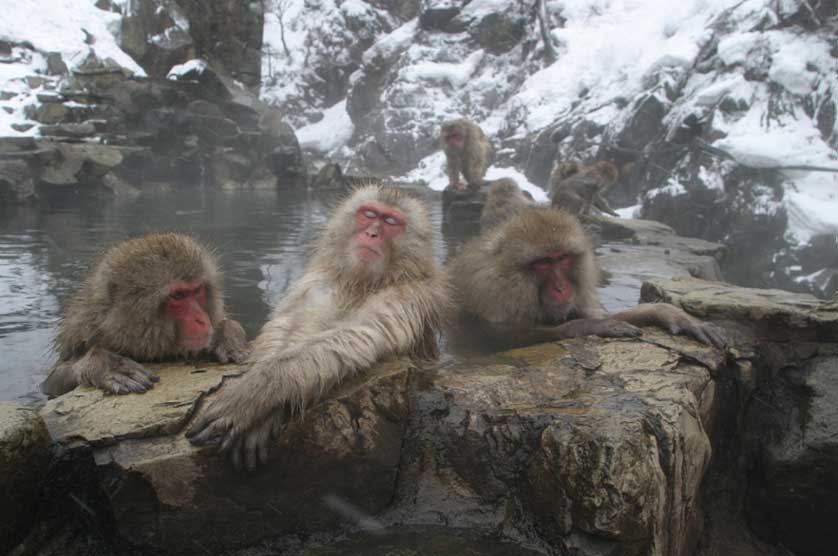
[445,131,464,149]
[531,251,577,313]
[165,279,213,352]
[352,203,406,264]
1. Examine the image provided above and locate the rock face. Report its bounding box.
[0,403,50,554]
[641,277,838,556]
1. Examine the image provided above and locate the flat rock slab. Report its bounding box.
[0,402,50,554]
[641,277,838,341]
[40,360,410,554]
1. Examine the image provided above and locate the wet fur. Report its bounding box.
[549,160,619,216]
[188,185,450,468]
[452,207,603,325]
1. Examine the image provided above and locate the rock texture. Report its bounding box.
[0,403,50,554]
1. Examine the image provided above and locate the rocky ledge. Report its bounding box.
[7,277,837,556]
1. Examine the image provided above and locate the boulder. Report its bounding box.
[0,403,50,554]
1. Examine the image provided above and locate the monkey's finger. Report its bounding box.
[107,373,151,394]
[126,369,156,389]
[703,325,727,349]
[187,418,228,445]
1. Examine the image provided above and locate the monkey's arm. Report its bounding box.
[41,347,160,398]
[187,282,440,468]
[592,192,619,216]
[610,303,726,348]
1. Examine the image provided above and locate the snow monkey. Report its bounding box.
[549,160,620,217]
[480,178,535,231]
[42,233,248,398]
[188,185,450,469]
[450,207,726,349]
[440,117,492,191]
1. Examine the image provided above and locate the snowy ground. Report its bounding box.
[0,0,146,136]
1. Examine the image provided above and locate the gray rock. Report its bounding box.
[0,403,50,554]
[0,160,35,203]
[45,52,68,76]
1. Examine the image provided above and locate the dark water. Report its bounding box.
[0,187,635,404]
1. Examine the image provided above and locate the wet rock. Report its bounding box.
[0,402,50,554]
[101,172,141,197]
[640,276,838,342]
[641,277,838,555]
[25,102,69,125]
[39,360,410,554]
[401,332,722,556]
[473,13,526,55]
[0,160,36,203]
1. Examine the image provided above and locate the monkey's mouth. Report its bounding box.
[182,333,212,353]
[355,245,382,262]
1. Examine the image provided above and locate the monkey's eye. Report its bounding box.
[170,291,187,300]
[383,216,400,226]
[364,210,377,219]
[531,258,553,271]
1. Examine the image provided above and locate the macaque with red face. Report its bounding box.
[188,185,449,469]
[449,207,725,350]
[440,118,492,191]
[41,233,248,398]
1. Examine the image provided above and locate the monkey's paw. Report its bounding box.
[212,319,250,364]
[655,305,727,348]
[97,357,160,395]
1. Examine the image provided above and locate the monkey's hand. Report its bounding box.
[76,348,160,395]
[649,304,727,348]
[187,363,294,469]
[212,319,249,364]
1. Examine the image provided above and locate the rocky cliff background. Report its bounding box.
[1,0,837,296]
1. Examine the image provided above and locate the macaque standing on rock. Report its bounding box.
[441,118,491,191]
[188,185,450,469]
[480,178,534,231]
[450,207,725,350]
[42,233,248,398]
[550,160,620,217]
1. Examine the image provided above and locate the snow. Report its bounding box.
[510,0,720,131]
[0,0,145,77]
[785,172,838,244]
[296,100,355,153]
[167,59,208,79]
[400,51,485,89]
[0,0,146,135]
[398,151,549,202]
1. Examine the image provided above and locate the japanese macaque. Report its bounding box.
[450,207,725,350]
[549,160,619,217]
[310,163,371,190]
[440,118,492,191]
[480,178,534,231]
[42,233,248,398]
[188,185,449,469]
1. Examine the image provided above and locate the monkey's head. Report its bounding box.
[93,233,223,356]
[441,121,466,150]
[554,161,580,181]
[594,161,619,185]
[319,185,435,288]
[472,208,598,324]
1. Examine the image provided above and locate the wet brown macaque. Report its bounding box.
[549,160,620,217]
[449,207,726,351]
[188,185,450,470]
[440,118,492,192]
[42,233,248,398]
[480,178,534,231]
